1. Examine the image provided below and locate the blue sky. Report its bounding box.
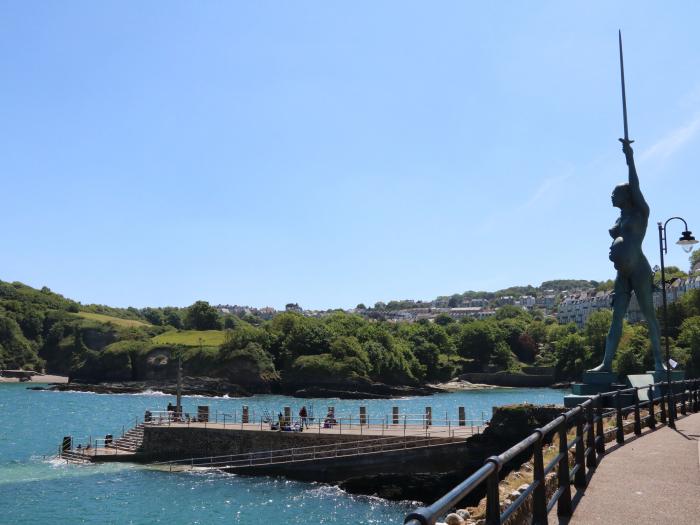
[2,2,699,310]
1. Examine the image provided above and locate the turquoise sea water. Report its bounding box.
[0,384,564,524]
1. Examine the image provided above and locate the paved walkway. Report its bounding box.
[552,411,700,525]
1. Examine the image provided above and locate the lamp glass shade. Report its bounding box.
[677,230,698,253]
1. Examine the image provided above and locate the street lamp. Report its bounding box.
[658,217,698,428]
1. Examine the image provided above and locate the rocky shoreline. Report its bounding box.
[37,376,449,399]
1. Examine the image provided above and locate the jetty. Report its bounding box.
[58,405,485,480]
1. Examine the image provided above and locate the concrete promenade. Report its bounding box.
[552,411,700,525]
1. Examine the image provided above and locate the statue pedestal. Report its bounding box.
[565,371,625,408]
[564,370,687,408]
[648,370,686,395]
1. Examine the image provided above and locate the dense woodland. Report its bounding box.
[2,277,700,390]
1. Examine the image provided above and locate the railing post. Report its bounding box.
[532,429,548,524]
[615,391,624,444]
[668,385,676,428]
[485,458,501,525]
[680,382,687,415]
[574,408,586,488]
[647,385,656,430]
[595,401,605,456]
[659,388,667,425]
[694,380,699,412]
[586,404,597,469]
[557,418,572,516]
[633,388,642,436]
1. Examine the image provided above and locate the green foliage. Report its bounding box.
[152,330,227,347]
[457,320,503,370]
[690,251,700,272]
[584,310,612,365]
[554,333,591,380]
[184,301,221,330]
[74,311,150,328]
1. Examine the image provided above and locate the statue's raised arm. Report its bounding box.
[620,138,649,217]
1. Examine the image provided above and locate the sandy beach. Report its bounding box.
[0,374,69,384]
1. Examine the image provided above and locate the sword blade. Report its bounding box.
[619,30,629,140]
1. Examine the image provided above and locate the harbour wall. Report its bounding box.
[140,426,457,462]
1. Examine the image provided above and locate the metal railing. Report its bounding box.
[143,410,485,439]
[404,379,700,525]
[58,407,485,461]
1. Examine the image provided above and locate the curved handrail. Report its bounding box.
[405,378,699,525]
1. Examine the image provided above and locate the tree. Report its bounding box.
[554,333,591,380]
[457,321,503,370]
[142,308,164,326]
[584,310,613,365]
[678,316,700,377]
[163,308,183,329]
[184,301,221,330]
[434,314,454,326]
[355,303,367,310]
[690,250,700,273]
[448,294,462,308]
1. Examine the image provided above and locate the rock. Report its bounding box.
[444,514,465,525]
[456,509,470,519]
[509,490,521,500]
[517,483,529,493]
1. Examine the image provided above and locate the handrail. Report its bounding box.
[404,378,699,525]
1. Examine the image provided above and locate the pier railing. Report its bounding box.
[404,379,700,525]
[142,410,485,439]
[152,433,465,472]
[58,406,485,460]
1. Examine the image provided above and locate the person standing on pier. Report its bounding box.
[299,406,309,429]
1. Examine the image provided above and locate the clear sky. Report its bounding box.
[2,2,699,310]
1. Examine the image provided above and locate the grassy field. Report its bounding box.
[75,311,150,328]
[151,330,227,347]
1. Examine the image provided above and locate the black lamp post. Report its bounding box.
[658,217,698,428]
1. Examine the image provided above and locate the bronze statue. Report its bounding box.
[589,139,664,373]
[589,32,664,373]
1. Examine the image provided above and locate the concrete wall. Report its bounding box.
[227,441,471,483]
[140,425,452,461]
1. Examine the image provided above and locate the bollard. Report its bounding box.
[392,406,399,425]
[359,406,367,426]
[242,405,249,424]
[458,406,466,427]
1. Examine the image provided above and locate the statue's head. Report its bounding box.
[611,183,631,208]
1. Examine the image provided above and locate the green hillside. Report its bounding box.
[74,311,150,328]
[152,330,226,347]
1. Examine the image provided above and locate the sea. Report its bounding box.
[0,383,564,524]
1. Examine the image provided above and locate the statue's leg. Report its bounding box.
[590,275,630,372]
[633,272,664,372]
